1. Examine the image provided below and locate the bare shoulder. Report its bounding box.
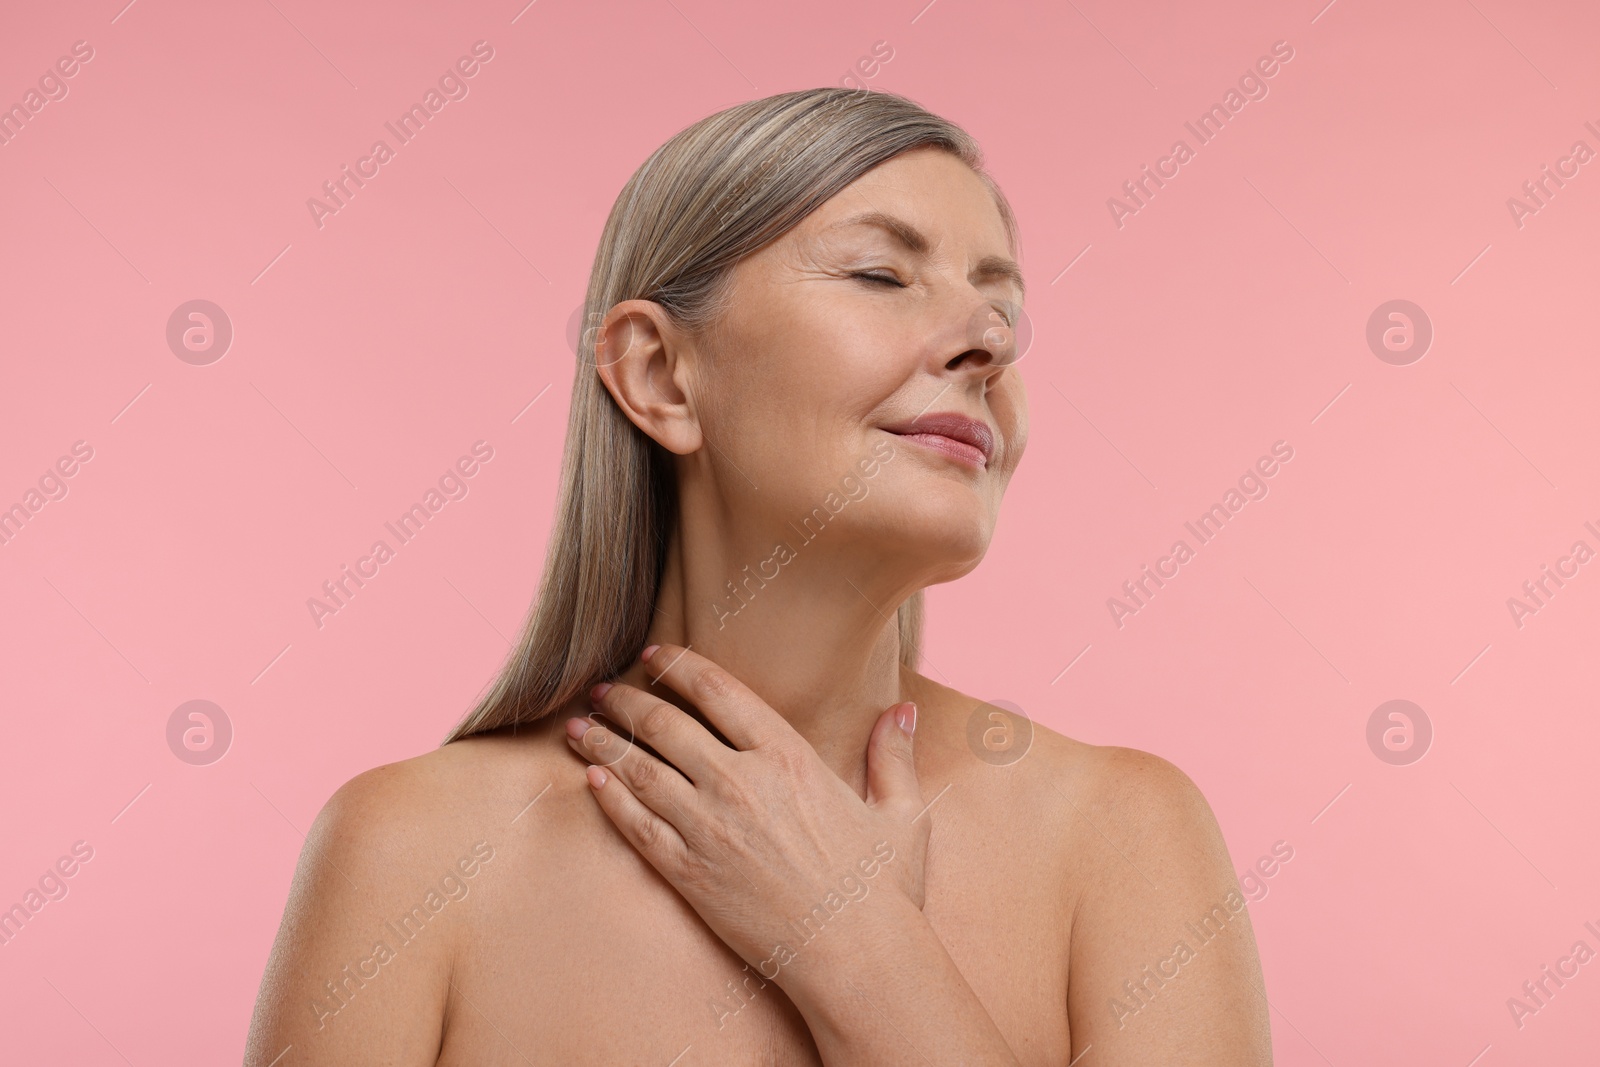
[923,682,1240,916]
[1061,743,1272,1063]
[916,679,1270,1064]
[322,723,570,828]
[244,722,579,1066]
[915,676,1210,827]
[291,729,557,883]
[1062,743,1224,853]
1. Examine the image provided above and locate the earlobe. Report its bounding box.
[593,300,704,456]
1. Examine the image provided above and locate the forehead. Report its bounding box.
[800,147,1013,251]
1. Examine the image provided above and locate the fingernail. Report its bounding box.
[586,765,607,789]
[641,644,661,662]
[590,682,612,702]
[566,717,589,740]
[897,702,917,737]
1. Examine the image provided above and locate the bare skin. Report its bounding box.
[245,145,1272,1065]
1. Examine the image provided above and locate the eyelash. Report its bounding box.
[981,305,1017,329]
[850,270,906,288]
[849,271,1017,327]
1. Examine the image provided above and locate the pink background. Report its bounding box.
[2,0,1598,1062]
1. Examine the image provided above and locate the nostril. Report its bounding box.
[947,347,993,371]
[964,302,1028,367]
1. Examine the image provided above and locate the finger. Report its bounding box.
[866,702,921,811]
[581,762,691,875]
[589,680,729,784]
[566,713,700,830]
[639,643,790,752]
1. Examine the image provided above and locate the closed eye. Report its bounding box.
[982,303,1017,329]
[849,270,906,288]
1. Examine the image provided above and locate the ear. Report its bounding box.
[592,299,705,456]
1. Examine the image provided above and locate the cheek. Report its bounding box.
[716,305,867,417]
[993,373,1029,470]
[715,337,899,456]
[706,290,960,500]
[698,363,871,518]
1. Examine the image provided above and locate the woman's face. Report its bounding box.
[688,146,1029,586]
[598,144,1030,593]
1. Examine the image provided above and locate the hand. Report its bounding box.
[564,643,930,988]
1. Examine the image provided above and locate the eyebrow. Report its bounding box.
[829,209,1026,301]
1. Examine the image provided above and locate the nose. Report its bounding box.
[945,300,1020,379]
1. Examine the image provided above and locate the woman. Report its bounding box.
[246,87,1272,1065]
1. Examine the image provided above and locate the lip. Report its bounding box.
[881,412,995,469]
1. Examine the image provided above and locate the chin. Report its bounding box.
[874,490,996,577]
[920,552,988,587]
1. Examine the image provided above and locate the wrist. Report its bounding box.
[775,887,931,1028]
[765,888,1023,1066]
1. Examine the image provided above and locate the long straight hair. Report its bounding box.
[442,87,1018,744]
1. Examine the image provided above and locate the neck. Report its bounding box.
[611,506,925,796]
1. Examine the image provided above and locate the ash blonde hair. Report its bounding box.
[443,87,1018,744]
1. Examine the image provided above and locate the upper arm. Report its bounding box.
[244,764,457,1067]
[1064,747,1272,1065]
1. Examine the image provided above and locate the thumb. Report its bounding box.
[865,701,919,809]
